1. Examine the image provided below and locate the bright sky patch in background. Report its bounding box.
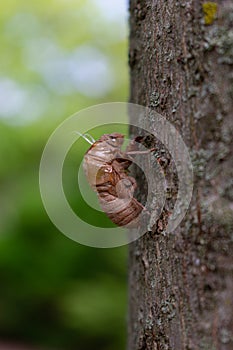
[0,0,128,125]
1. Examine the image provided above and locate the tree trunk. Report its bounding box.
[128,1,233,349]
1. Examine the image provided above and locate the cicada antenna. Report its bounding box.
[84,133,96,144]
[74,131,95,145]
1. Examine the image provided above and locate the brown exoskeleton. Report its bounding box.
[78,132,154,227]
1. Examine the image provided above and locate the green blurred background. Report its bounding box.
[0,0,129,349]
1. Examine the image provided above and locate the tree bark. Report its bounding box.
[128,1,233,349]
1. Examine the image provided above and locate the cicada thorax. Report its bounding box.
[82,133,145,227]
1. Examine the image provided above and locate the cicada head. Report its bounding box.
[99,133,124,148]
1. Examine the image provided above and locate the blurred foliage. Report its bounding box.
[0,0,128,349]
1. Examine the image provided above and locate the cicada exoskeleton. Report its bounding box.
[80,132,153,227]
